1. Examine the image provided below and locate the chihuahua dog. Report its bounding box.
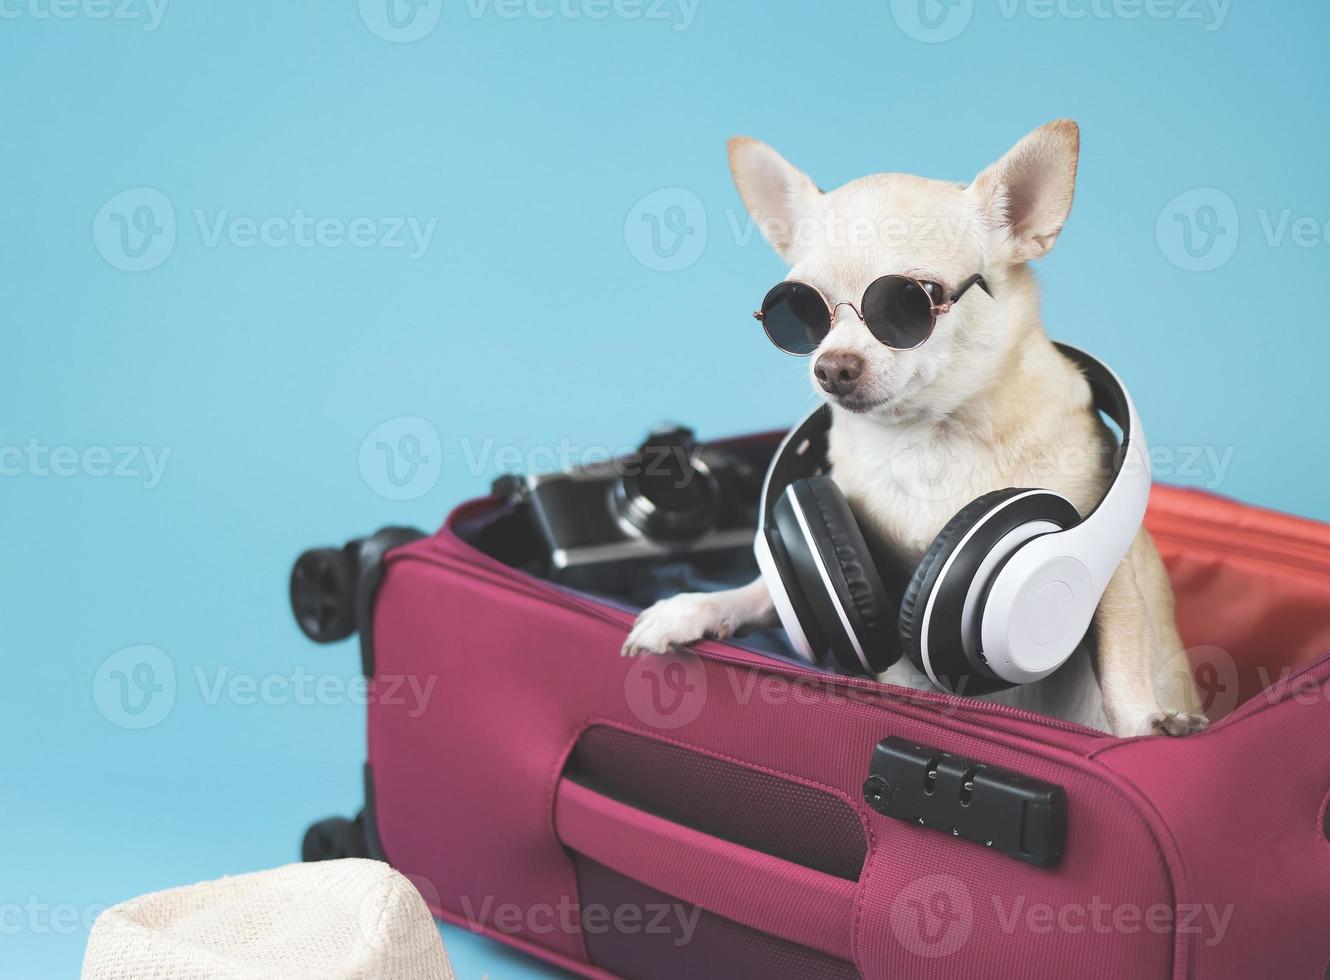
[622,121,1206,737]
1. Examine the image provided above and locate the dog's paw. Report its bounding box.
[1138,710,1210,737]
[621,594,732,658]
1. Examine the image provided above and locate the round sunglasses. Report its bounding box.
[753,273,991,356]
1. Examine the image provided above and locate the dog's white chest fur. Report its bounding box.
[828,412,1000,560]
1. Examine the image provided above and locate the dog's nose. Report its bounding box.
[814,351,864,397]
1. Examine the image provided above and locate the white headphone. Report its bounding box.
[754,343,1150,694]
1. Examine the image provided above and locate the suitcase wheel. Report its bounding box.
[290,546,358,643]
[301,813,370,862]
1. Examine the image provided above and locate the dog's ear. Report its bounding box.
[969,120,1080,263]
[728,137,820,261]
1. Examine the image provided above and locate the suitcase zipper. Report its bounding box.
[411,497,1330,742]
[396,540,1108,741]
[660,637,1107,738]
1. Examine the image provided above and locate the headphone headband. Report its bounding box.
[758,405,831,530]
[981,345,1152,683]
[1038,343,1151,589]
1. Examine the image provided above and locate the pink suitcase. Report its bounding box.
[292,430,1330,980]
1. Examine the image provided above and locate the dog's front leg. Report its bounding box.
[621,578,777,657]
[1096,531,1208,737]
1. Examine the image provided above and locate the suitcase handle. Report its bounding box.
[553,777,855,960]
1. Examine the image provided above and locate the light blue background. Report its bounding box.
[3,1,1328,976]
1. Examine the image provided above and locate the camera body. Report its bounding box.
[511,426,763,589]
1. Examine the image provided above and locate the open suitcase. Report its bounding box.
[291,429,1330,980]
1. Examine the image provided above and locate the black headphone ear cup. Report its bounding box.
[767,490,830,660]
[899,489,1082,692]
[899,489,1027,672]
[786,476,900,674]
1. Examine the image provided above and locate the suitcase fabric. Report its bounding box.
[349,434,1330,980]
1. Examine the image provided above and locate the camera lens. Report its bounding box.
[614,427,719,541]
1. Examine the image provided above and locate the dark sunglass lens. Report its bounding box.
[760,282,829,355]
[861,276,935,350]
